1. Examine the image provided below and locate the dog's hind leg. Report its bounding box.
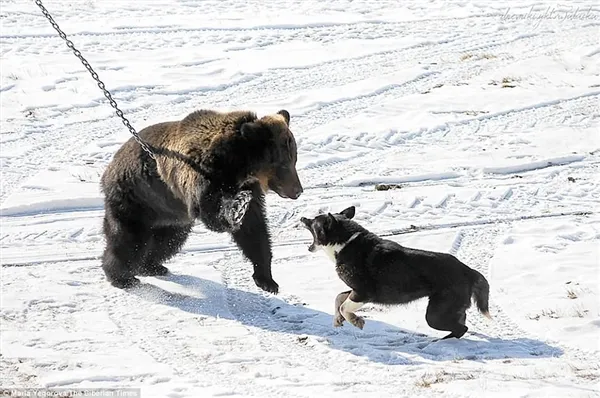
[333,290,351,327]
[441,310,468,340]
[425,294,469,339]
[339,290,367,330]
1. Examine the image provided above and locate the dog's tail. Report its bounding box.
[471,270,492,320]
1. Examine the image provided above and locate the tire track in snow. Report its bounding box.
[2,209,593,267]
[4,3,599,393]
[0,29,462,201]
[454,226,600,364]
[297,82,597,181]
[6,19,585,140]
[2,23,500,126]
[0,14,515,42]
[293,23,599,131]
[299,93,600,188]
[2,20,451,56]
[219,253,458,396]
[219,224,586,394]
[0,19,428,40]
[3,22,593,204]
[102,259,298,398]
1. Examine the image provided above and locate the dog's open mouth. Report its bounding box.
[300,217,317,252]
[305,228,317,252]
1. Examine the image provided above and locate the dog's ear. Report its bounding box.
[339,206,355,219]
[326,213,337,226]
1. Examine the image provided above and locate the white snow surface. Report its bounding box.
[2,0,600,397]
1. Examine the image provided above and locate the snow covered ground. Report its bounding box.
[1,0,599,397]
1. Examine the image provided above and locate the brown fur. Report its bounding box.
[255,170,273,193]
[100,108,302,293]
[102,109,297,218]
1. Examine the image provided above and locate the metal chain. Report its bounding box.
[34,0,156,159]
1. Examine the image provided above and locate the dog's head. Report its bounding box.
[300,206,356,252]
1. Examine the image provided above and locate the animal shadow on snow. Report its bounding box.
[128,273,563,366]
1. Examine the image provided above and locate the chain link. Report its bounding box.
[34,0,156,159]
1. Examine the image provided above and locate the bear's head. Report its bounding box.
[239,109,303,200]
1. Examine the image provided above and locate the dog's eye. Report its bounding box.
[316,230,325,242]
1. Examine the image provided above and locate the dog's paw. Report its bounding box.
[228,190,252,229]
[350,315,365,330]
[333,314,345,327]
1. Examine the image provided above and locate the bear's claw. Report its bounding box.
[253,273,279,294]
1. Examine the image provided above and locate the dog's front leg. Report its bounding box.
[333,290,351,327]
[339,290,366,330]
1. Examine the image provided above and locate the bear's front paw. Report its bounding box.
[253,274,279,294]
[227,190,253,230]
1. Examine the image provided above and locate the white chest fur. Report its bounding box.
[317,232,361,264]
[321,244,345,264]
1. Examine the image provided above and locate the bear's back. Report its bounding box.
[167,109,257,155]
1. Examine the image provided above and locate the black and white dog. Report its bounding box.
[300,206,491,339]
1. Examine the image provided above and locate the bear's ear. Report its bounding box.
[240,122,266,139]
[339,206,355,219]
[277,109,290,126]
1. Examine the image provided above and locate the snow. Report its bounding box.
[491,217,600,352]
[1,0,600,397]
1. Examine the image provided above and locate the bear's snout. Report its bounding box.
[287,184,303,199]
[274,169,303,200]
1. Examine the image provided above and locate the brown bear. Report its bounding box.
[100,109,302,293]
